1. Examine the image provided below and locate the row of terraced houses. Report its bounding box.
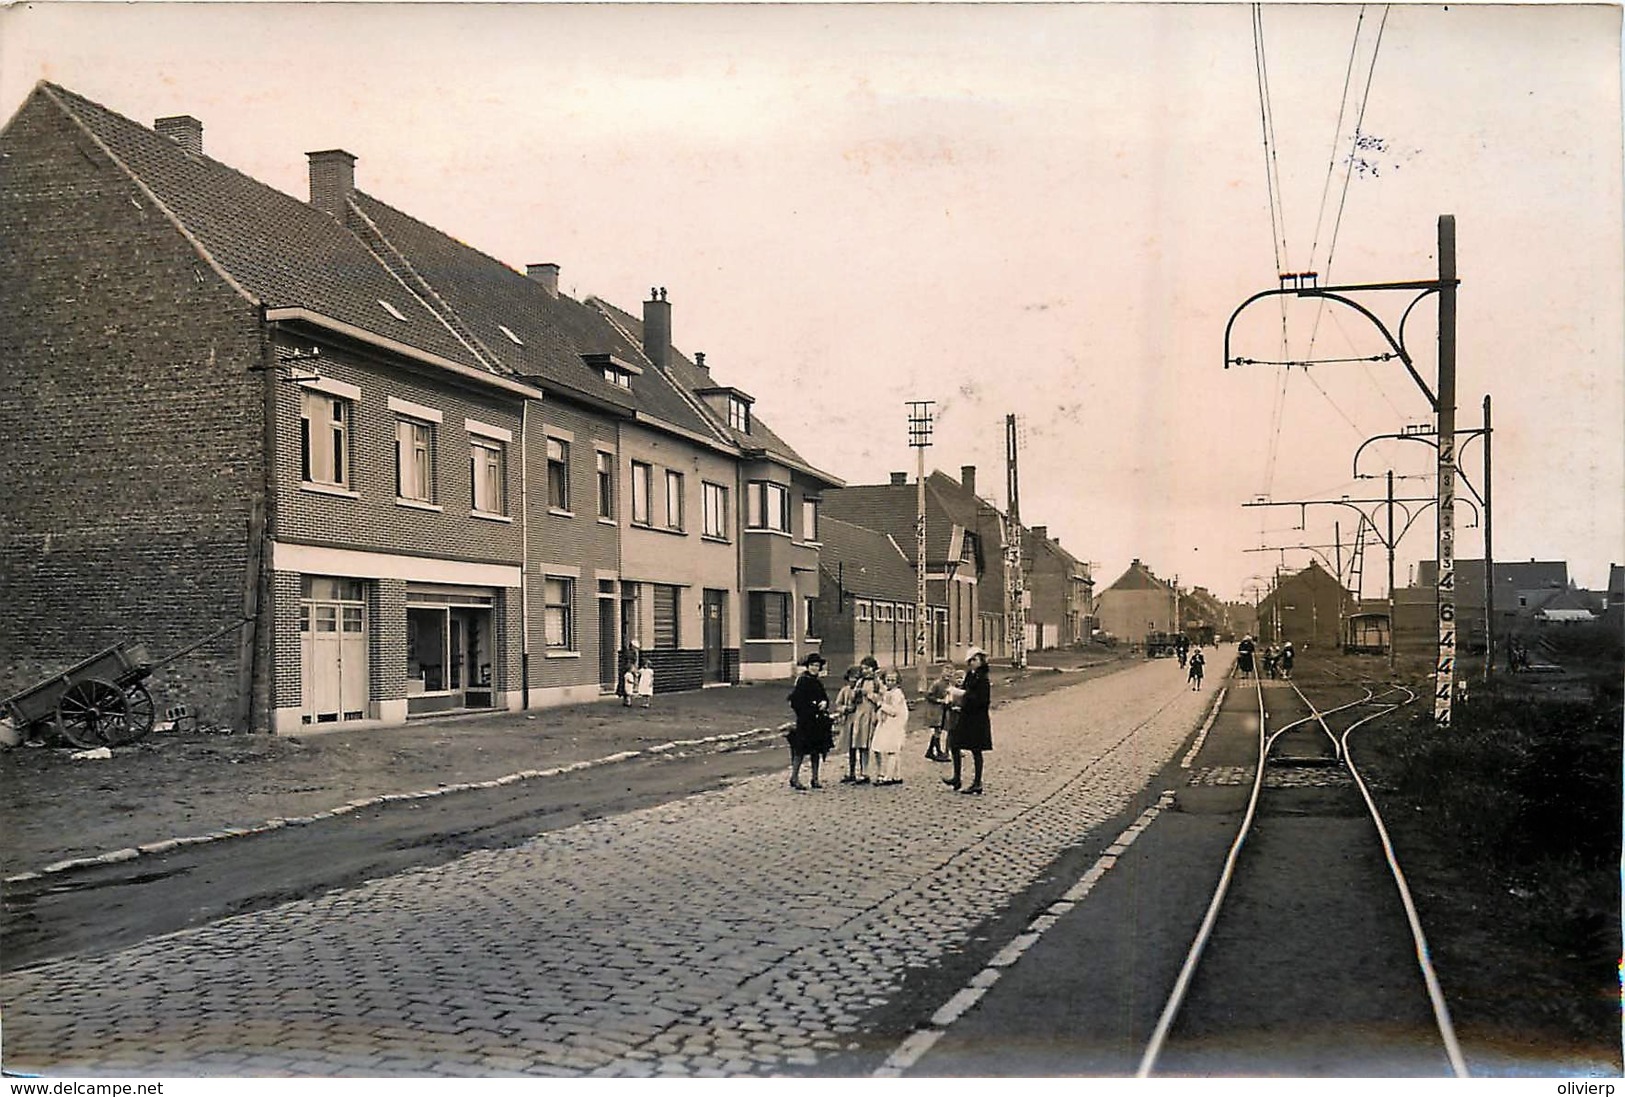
[0,84,1093,735]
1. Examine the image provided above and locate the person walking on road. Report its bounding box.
[787,654,833,791]
[943,647,992,795]
[1279,640,1294,679]
[1188,648,1205,690]
[868,669,910,785]
[1176,633,1190,669]
[1237,635,1256,679]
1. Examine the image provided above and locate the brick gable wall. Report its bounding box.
[0,94,267,729]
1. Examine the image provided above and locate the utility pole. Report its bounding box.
[1224,214,1462,724]
[1482,394,1494,682]
[908,401,934,694]
[1387,470,1397,673]
[1435,216,1458,724]
[1005,414,1027,669]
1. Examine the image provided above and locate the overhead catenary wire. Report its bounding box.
[1252,3,1292,497]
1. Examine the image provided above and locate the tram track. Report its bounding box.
[1139,666,1468,1077]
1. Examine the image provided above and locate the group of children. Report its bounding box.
[619,645,655,708]
[784,654,911,790]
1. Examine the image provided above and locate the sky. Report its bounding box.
[2,1,1621,603]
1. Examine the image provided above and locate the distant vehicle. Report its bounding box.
[1145,631,1180,658]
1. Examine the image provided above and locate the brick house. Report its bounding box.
[1022,526,1093,648]
[1094,559,1178,643]
[0,83,833,731]
[589,297,843,681]
[821,468,999,663]
[1257,560,1354,649]
[812,516,944,671]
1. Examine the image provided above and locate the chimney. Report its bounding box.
[1032,526,1048,541]
[526,263,560,299]
[307,149,357,219]
[155,115,203,156]
[889,472,908,486]
[960,465,976,496]
[642,287,671,370]
[694,352,708,373]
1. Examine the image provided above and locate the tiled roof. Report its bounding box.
[31,83,747,439]
[1104,561,1170,593]
[347,193,635,408]
[34,83,481,370]
[587,297,830,475]
[818,517,917,601]
[822,482,952,564]
[1417,558,1569,592]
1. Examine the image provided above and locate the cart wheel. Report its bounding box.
[56,677,127,748]
[102,683,156,746]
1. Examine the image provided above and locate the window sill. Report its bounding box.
[630,523,689,538]
[544,649,582,659]
[300,482,359,500]
[744,527,793,538]
[471,510,513,524]
[746,638,796,645]
[701,534,732,545]
[548,508,575,519]
[801,540,823,549]
[597,517,618,526]
[396,497,443,513]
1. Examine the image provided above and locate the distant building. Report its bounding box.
[1022,526,1093,649]
[1257,561,1353,649]
[1095,559,1177,642]
[812,517,939,671]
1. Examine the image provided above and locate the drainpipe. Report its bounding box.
[252,305,277,733]
[520,397,531,708]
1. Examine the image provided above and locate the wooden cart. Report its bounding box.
[2,642,156,749]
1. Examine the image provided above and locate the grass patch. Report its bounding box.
[1329,653,1623,1070]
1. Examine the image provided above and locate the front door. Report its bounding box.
[598,599,618,691]
[300,579,369,725]
[703,589,726,683]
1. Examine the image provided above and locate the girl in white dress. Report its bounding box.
[868,669,910,785]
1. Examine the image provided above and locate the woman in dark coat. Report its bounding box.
[786,654,834,791]
[943,647,992,795]
[1237,635,1256,679]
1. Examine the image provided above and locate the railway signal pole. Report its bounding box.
[1224,214,1462,724]
[908,401,934,694]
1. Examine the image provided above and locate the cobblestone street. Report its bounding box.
[5,655,1229,1077]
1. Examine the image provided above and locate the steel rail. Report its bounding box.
[1136,668,1268,1077]
[1139,674,1444,1077]
[1337,685,1471,1077]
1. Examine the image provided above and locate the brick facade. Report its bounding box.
[0,93,265,729]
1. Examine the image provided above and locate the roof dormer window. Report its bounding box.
[602,367,631,388]
[729,396,751,433]
[377,299,407,321]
